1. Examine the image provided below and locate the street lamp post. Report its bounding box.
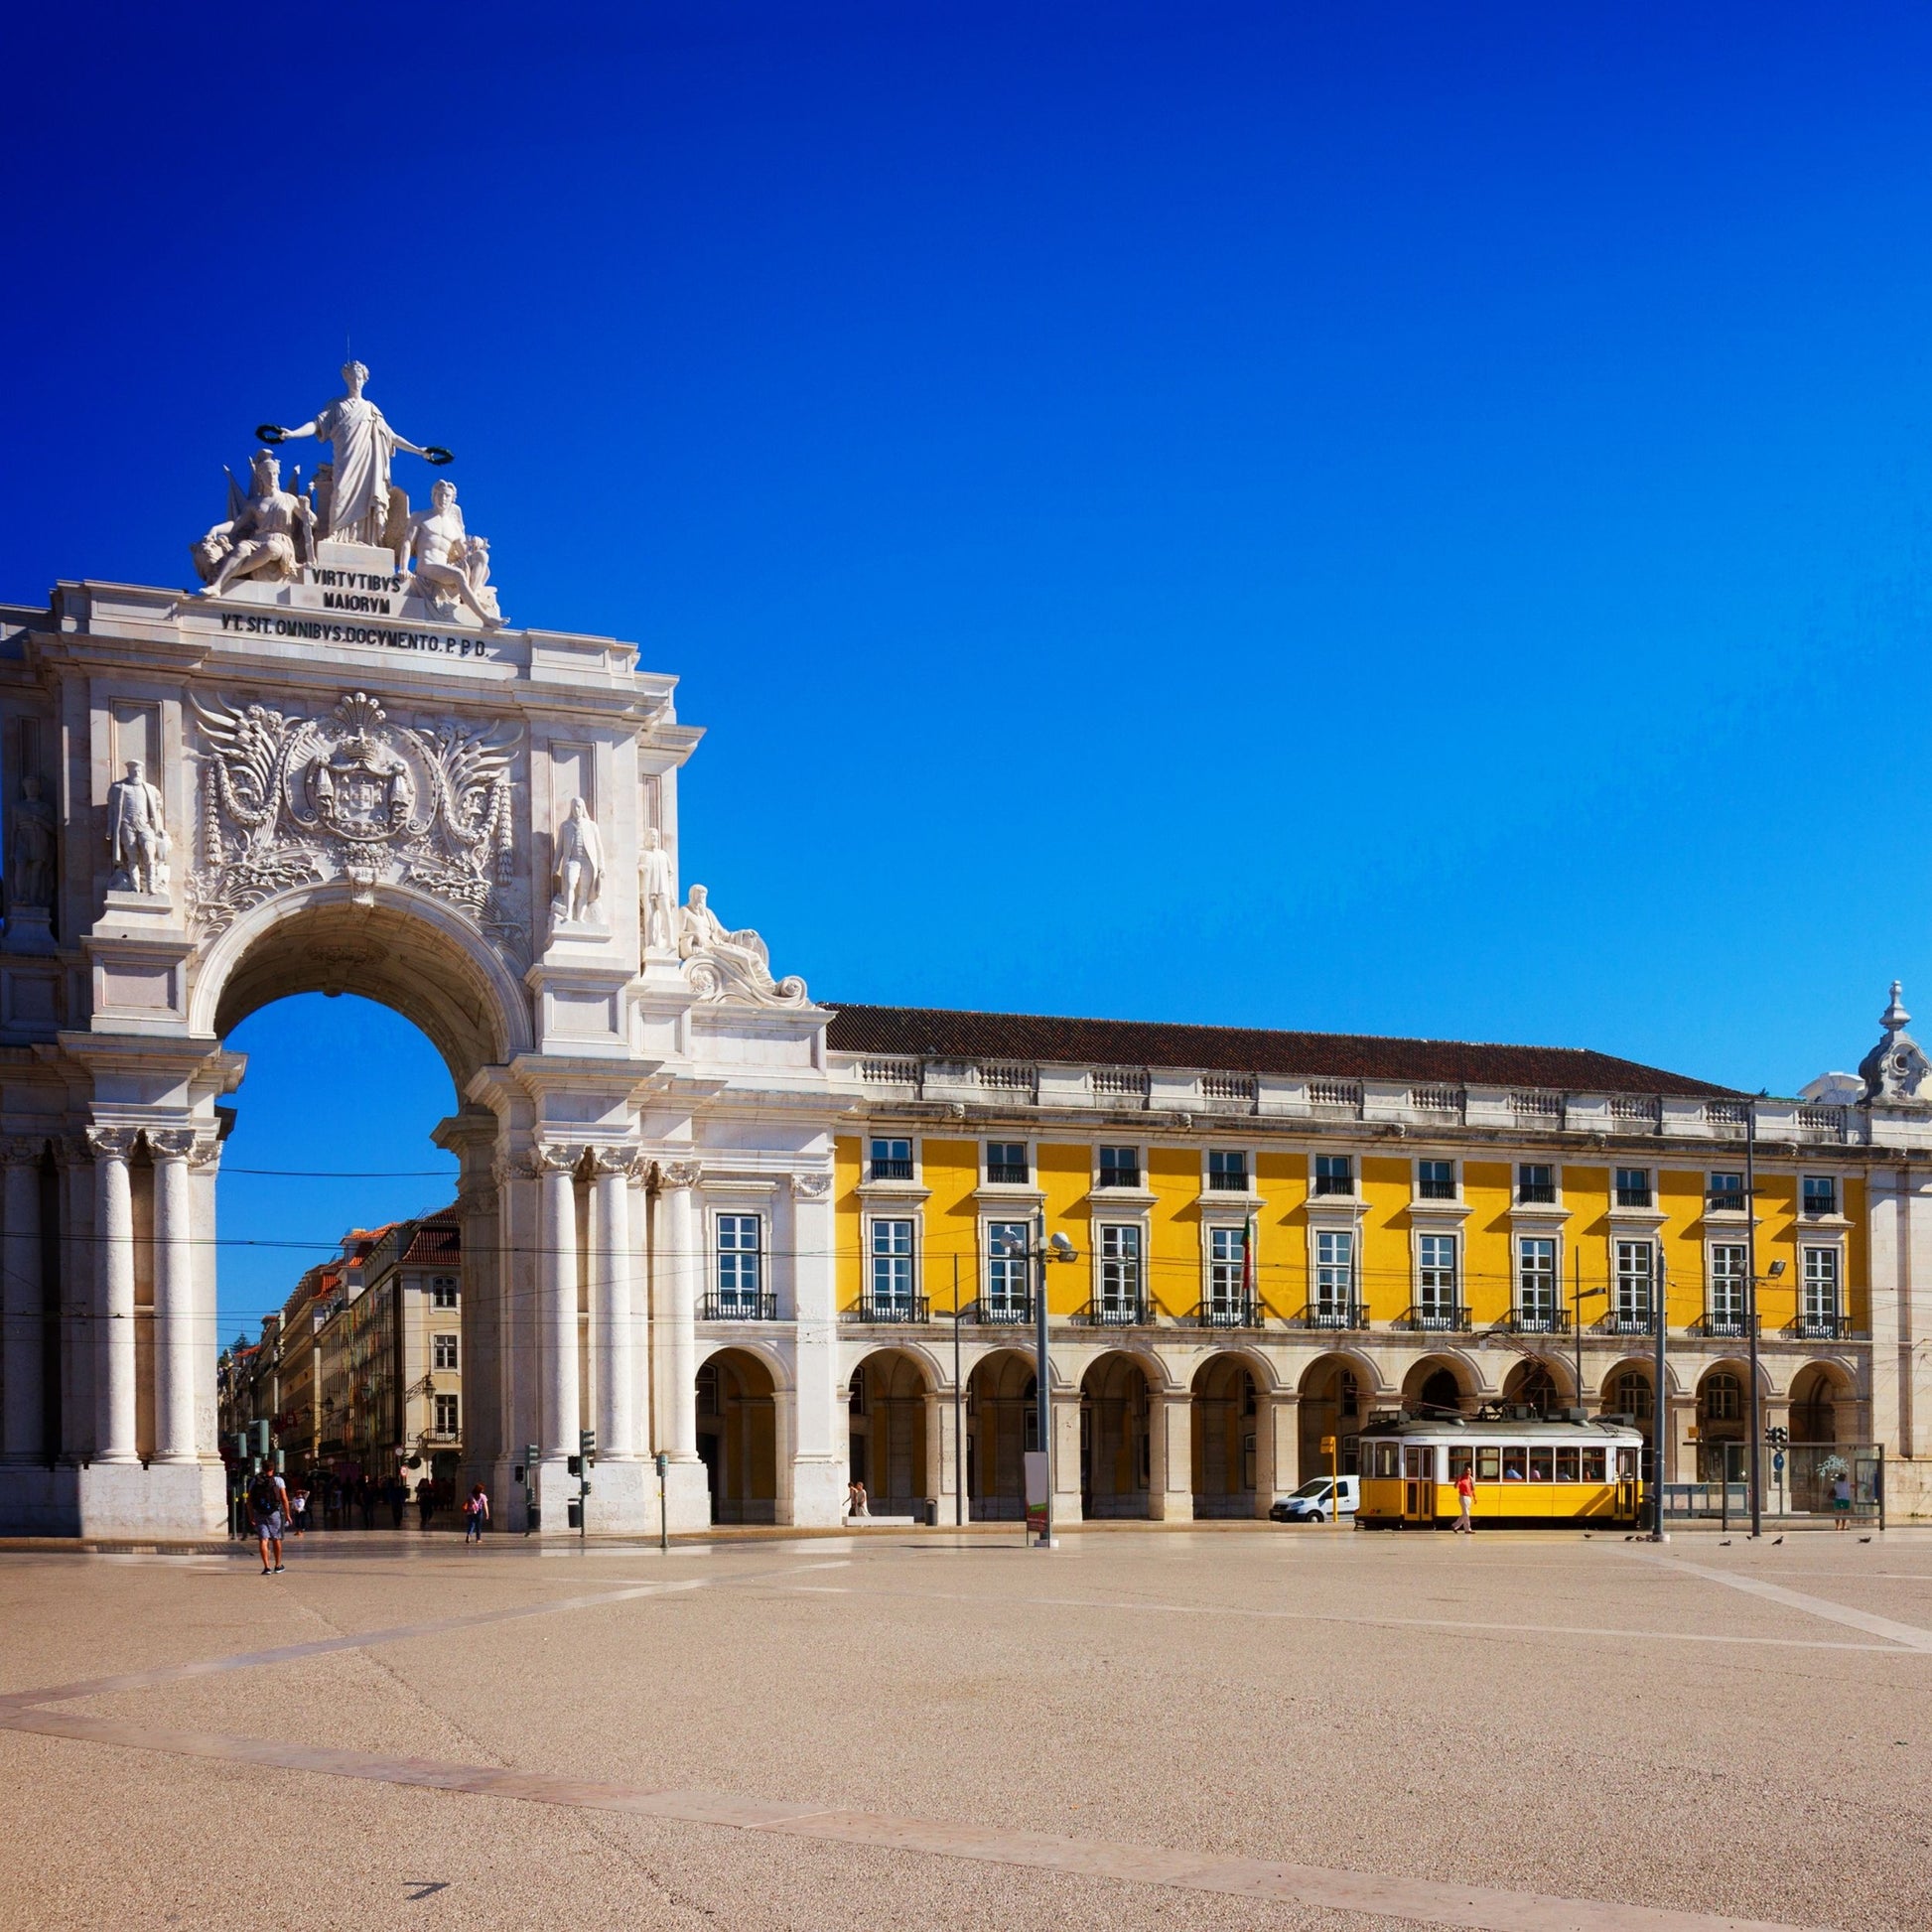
[1743,1102,1763,1538]
[1651,1250,1669,1541]
[1029,1212,1077,1551]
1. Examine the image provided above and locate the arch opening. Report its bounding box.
[966,1349,1036,1522]
[1191,1353,1257,1519]
[848,1349,931,1517]
[1080,1351,1152,1519]
[1298,1353,1366,1483]
[698,1347,777,1524]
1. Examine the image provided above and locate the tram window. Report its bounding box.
[1581,1448,1607,1481]
[1372,1443,1399,1478]
[1476,1447,1500,1480]
[1447,1447,1472,1479]
[1503,1449,1527,1480]
[1528,1449,1555,1482]
[1555,1448,1581,1482]
[1615,1448,1638,1478]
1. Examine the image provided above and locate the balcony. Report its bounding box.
[985,1165,1031,1185]
[1503,1309,1571,1334]
[1614,1188,1653,1209]
[869,1157,915,1181]
[1291,1300,1368,1331]
[1206,1172,1251,1192]
[1079,1293,1150,1327]
[1801,1195,1839,1219]
[1695,1311,1748,1338]
[1398,1303,1470,1333]
[1311,1174,1354,1198]
[970,1296,1035,1325]
[1417,1177,1457,1201]
[701,1291,779,1321]
[856,1292,929,1324]
[1789,1311,1854,1340]
[1192,1294,1260,1329]
[1600,1310,1656,1335]
[1705,1191,1746,1215]
[1517,1182,1558,1206]
[1097,1169,1141,1191]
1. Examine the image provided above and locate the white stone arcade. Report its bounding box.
[0,504,843,1536]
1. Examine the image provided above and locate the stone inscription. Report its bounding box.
[216,611,492,658]
[312,566,406,616]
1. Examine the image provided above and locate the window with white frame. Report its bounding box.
[1417,1233,1457,1324]
[1708,1244,1747,1330]
[1614,1168,1652,1208]
[1707,1172,1744,1213]
[1517,1237,1556,1327]
[1802,1173,1838,1218]
[1097,1145,1140,1188]
[985,1142,1030,1184]
[1313,1154,1353,1197]
[434,1393,460,1436]
[1313,1229,1354,1317]
[1801,1246,1840,1331]
[1097,1224,1142,1315]
[430,1275,459,1309]
[870,1218,916,1311]
[432,1332,458,1371]
[985,1221,1030,1317]
[1208,1225,1247,1310]
[869,1138,913,1180]
[1614,1240,1654,1325]
[1207,1149,1248,1192]
[1417,1159,1455,1201]
[1519,1163,1556,1204]
[717,1214,762,1314]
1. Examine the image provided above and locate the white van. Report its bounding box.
[1268,1474,1359,1524]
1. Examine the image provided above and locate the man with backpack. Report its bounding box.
[248,1460,291,1575]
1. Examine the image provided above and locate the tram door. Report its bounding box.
[1613,1446,1640,1523]
[1402,1446,1436,1524]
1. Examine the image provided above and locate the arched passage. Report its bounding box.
[1191,1353,1258,1518]
[1696,1363,1749,1481]
[1791,1361,1850,1446]
[1402,1356,1469,1419]
[1081,1351,1152,1518]
[1298,1353,1367,1483]
[1502,1356,1570,1417]
[849,1349,930,1516]
[697,1347,777,1524]
[966,1349,1036,1521]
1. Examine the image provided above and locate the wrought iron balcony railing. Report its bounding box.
[701,1291,779,1321]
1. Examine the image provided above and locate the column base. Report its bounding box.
[787,1455,848,1528]
[0,1459,226,1538]
[1150,1488,1195,1521]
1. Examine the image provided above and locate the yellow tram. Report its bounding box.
[1356,1413,1646,1530]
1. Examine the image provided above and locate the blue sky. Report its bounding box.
[7,4,1932,1329]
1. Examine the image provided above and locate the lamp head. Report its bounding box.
[1048,1231,1076,1262]
[1767,1259,1787,1278]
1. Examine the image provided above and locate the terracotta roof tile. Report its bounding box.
[822,1002,1740,1099]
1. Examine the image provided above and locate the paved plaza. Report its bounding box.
[1,1524,1929,1931]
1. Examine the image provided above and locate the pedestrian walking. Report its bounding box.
[247,1462,290,1575]
[288,1484,309,1540]
[388,1476,406,1531]
[416,1476,435,1532]
[1833,1472,1854,1530]
[464,1483,489,1544]
[1453,1462,1475,1534]
[846,1478,870,1522]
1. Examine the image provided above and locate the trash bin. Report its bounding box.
[566,1499,582,1529]
[924,1498,938,1527]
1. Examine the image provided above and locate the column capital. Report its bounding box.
[84,1126,137,1161]
[658,1158,703,1191]
[531,1140,585,1176]
[589,1145,643,1180]
[790,1171,833,1200]
[0,1135,47,1166]
[147,1128,199,1162]
[459,1181,501,1216]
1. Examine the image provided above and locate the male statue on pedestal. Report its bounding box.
[258,361,451,547]
[8,775,56,909]
[550,797,605,925]
[639,825,676,954]
[107,760,169,896]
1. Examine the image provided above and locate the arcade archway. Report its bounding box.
[1080,1350,1152,1518]
[698,1347,778,1524]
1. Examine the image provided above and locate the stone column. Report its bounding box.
[1,1140,45,1462]
[658,1161,701,1462]
[1150,1387,1193,1520]
[1256,1389,1300,1517]
[148,1130,198,1463]
[87,1128,137,1463]
[189,1136,222,1462]
[787,1170,845,1527]
[1051,1385,1084,1524]
[536,1143,581,1461]
[591,1149,636,1460]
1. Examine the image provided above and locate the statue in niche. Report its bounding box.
[639,825,676,954]
[257,361,451,547]
[192,449,316,597]
[550,797,604,924]
[8,774,56,907]
[404,480,503,628]
[107,759,170,895]
[677,883,806,1006]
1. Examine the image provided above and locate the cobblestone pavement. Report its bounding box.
[1,1524,1928,1931]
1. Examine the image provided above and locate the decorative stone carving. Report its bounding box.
[107,760,170,895]
[791,1172,833,1199]
[549,797,605,928]
[193,449,316,598]
[0,1135,48,1166]
[146,1129,199,1161]
[638,825,676,955]
[658,1159,703,1190]
[187,690,518,948]
[404,480,503,629]
[459,1181,501,1216]
[258,361,451,547]
[189,1135,223,1171]
[83,1126,137,1161]
[530,1141,583,1175]
[1861,982,1932,1105]
[676,885,806,1008]
[588,1146,641,1179]
[8,774,56,908]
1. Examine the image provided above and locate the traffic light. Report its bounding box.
[230,1432,248,1464]
[566,1455,582,1476]
[579,1429,596,1468]
[1765,1424,1789,1448]
[523,1444,539,1484]
[251,1419,271,1459]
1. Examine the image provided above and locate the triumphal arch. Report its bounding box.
[0,365,843,1536]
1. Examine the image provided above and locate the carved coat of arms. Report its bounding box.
[187,690,520,949]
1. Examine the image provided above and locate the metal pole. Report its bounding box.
[1744,1105,1763,1538]
[1573,1246,1583,1409]
[1652,1249,1669,1540]
[952,1254,964,1528]
[1034,1211,1052,1550]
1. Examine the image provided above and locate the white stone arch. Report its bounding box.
[840,1336,947,1395]
[1295,1345,1386,1400]
[189,879,533,1081]
[698,1333,794,1396]
[1396,1348,1486,1410]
